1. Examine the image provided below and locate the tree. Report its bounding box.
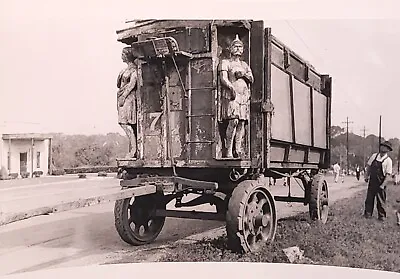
[330,125,345,138]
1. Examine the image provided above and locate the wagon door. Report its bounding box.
[137,59,189,167]
[137,61,165,165]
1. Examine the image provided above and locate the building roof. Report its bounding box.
[2,133,53,140]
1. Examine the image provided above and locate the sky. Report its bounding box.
[1,0,399,139]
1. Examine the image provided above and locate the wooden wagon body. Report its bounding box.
[116,20,331,174]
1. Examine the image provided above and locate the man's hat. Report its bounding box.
[380,140,393,151]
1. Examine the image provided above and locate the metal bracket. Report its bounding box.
[261,100,274,113]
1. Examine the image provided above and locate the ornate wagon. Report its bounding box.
[113,19,332,253]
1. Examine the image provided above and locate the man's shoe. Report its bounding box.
[364,214,372,219]
[378,217,385,221]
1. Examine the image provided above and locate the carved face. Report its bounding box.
[121,49,134,63]
[230,43,243,56]
[121,52,128,63]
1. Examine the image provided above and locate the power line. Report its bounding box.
[284,20,325,68]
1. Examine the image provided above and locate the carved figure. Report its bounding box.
[218,35,254,158]
[117,47,138,158]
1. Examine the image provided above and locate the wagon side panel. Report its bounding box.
[265,34,331,169]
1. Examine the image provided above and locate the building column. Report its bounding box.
[31,138,34,178]
[48,138,53,175]
[8,138,11,174]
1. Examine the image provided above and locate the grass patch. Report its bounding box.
[159,185,400,273]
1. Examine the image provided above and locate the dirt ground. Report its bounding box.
[158,183,400,273]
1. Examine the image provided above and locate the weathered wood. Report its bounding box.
[155,209,225,221]
[117,20,252,45]
[289,74,296,143]
[274,196,305,203]
[250,20,264,168]
[115,19,331,173]
[310,86,315,147]
[173,176,218,190]
[0,185,156,226]
[264,27,273,169]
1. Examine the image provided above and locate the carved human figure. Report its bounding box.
[117,48,138,158]
[218,34,254,158]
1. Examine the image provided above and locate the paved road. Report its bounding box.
[0,174,366,276]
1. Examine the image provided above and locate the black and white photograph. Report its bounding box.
[0,0,399,278]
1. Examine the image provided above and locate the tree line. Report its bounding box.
[51,127,400,172]
[330,125,400,172]
[51,133,128,169]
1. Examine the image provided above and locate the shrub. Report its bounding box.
[52,169,66,176]
[33,170,43,177]
[0,166,8,180]
[98,171,107,177]
[9,173,18,179]
[20,172,30,179]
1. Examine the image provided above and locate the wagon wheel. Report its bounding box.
[309,173,329,224]
[114,191,166,245]
[226,179,277,253]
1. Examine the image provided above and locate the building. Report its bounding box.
[0,123,53,178]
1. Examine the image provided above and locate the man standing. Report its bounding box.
[355,165,361,181]
[333,162,340,183]
[364,141,393,221]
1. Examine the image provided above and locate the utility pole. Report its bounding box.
[361,126,368,169]
[342,117,353,175]
[378,115,382,153]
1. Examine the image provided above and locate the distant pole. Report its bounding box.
[397,148,400,173]
[342,117,353,175]
[361,126,368,169]
[378,115,382,153]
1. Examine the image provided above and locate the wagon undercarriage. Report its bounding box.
[113,167,329,252]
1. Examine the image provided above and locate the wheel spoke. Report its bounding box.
[247,234,256,248]
[250,192,258,204]
[258,198,267,209]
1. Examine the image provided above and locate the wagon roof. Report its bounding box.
[116,19,253,44]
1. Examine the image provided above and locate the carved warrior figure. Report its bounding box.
[117,47,138,158]
[219,34,254,158]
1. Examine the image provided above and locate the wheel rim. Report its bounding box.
[242,189,275,251]
[126,195,165,243]
[319,180,329,223]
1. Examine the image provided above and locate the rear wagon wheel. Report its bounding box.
[309,174,329,224]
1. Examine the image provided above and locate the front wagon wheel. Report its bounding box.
[226,179,277,253]
[114,191,166,245]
